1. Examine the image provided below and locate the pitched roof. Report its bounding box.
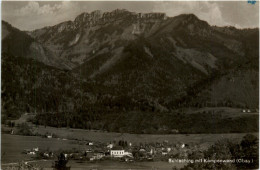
[111,146,124,150]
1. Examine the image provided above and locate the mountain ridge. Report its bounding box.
[1,10,258,133]
[27,9,257,69]
[2,21,75,70]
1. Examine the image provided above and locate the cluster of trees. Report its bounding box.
[180,134,258,170]
[2,52,163,122]
[33,111,102,129]
[53,153,70,170]
[17,123,33,136]
[118,140,128,148]
[1,52,73,119]
[3,120,15,128]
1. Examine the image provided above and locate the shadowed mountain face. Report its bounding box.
[1,9,259,133]
[2,21,74,70]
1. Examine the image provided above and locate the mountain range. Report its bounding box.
[1,9,259,133]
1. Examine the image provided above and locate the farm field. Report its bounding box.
[68,160,184,170]
[3,159,184,170]
[183,107,258,118]
[31,125,258,146]
[1,134,88,163]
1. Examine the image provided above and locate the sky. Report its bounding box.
[1,1,259,31]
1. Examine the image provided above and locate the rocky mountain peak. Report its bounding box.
[174,14,209,26]
[73,9,168,27]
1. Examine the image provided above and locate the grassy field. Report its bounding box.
[1,134,88,163]
[184,107,258,118]
[31,125,258,146]
[48,160,185,170]
[2,159,185,170]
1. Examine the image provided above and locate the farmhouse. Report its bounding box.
[139,148,146,152]
[23,147,39,155]
[107,143,114,149]
[110,147,125,157]
[86,142,94,146]
[85,149,92,153]
[27,151,36,155]
[43,152,54,158]
[33,147,39,152]
[124,151,133,158]
[46,134,52,138]
[86,152,105,161]
[162,151,168,156]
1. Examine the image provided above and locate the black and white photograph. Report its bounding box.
[1,1,259,169]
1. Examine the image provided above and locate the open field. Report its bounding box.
[184,107,258,118]
[31,125,258,146]
[2,159,185,170]
[51,160,185,170]
[1,134,88,163]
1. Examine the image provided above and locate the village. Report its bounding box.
[21,133,201,165]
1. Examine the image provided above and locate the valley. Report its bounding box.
[1,8,259,169]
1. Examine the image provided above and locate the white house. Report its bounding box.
[47,134,52,138]
[43,153,49,157]
[87,152,105,161]
[162,151,168,156]
[87,142,94,146]
[110,147,125,157]
[139,148,147,152]
[181,144,185,148]
[85,149,92,153]
[27,151,35,155]
[124,151,133,158]
[33,147,39,152]
[148,148,154,155]
[64,154,68,158]
[107,143,114,149]
[169,158,175,163]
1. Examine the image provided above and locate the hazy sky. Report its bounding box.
[2,1,259,31]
